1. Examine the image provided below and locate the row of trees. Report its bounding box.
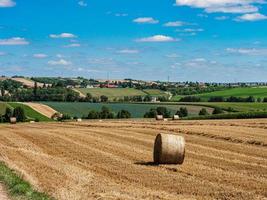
[143,106,225,118]
[208,96,266,103]
[170,86,229,96]
[0,107,26,123]
[179,95,267,103]
[85,106,131,119]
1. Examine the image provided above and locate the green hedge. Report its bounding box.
[185,111,267,120]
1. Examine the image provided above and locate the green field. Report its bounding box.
[199,102,267,112]
[8,103,51,121]
[42,102,214,118]
[143,89,169,97]
[172,87,267,101]
[76,88,147,99]
[0,102,8,115]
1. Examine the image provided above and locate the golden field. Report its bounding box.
[0,119,266,200]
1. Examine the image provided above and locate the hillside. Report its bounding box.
[172,87,267,101]
[143,89,169,97]
[11,78,45,88]
[8,103,52,121]
[195,87,267,100]
[76,88,147,99]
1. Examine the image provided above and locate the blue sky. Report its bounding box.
[0,0,267,82]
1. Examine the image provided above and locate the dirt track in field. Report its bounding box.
[23,102,57,118]
[0,119,266,200]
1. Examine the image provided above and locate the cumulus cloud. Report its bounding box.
[116,49,139,54]
[49,33,77,38]
[33,53,48,58]
[235,13,267,21]
[0,0,16,7]
[175,0,265,14]
[133,17,159,24]
[78,1,87,7]
[0,37,29,45]
[48,59,72,65]
[136,35,177,42]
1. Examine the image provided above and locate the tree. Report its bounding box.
[85,93,93,102]
[100,106,114,119]
[13,107,26,122]
[257,97,262,103]
[199,108,209,116]
[156,107,171,118]
[4,107,13,122]
[100,95,108,102]
[33,81,38,100]
[144,108,157,118]
[144,95,152,102]
[212,107,224,115]
[263,97,267,103]
[87,110,100,119]
[117,110,131,119]
[176,107,188,117]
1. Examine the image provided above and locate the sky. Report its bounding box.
[0,0,267,82]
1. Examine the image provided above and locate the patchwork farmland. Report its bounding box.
[0,119,266,199]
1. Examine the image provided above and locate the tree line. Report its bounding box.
[0,107,26,123]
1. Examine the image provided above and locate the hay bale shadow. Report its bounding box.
[134,161,159,166]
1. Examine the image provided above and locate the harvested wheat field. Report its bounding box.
[0,119,267,200]
[23,102,58,118]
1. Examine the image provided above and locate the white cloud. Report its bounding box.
[116,49,139,54]
[64,43,81,48]
[133,17,159,24]
[49,33,77,39]
[48,59,72,66]
[215,16,229,20]
[183,28,204,32]
[0,37,29,45]
[164,21,185,27]
[0,0,16,7]
[192,58,207,62]
[78,1,87,7]
[136,35,177,42]
[175,0,265,14]
[226,48,267,55]
[235,13,267,21]
[33,53,48,58]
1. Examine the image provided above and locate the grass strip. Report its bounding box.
[0,161,53,200]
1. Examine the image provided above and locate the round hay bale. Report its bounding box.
[163,118,168,121]
[29,121,35,123]
[76,118,82,122]
[173,115,180,120]
[153,133,185,165]
[156,115,164,120]
[10,117,17,124]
